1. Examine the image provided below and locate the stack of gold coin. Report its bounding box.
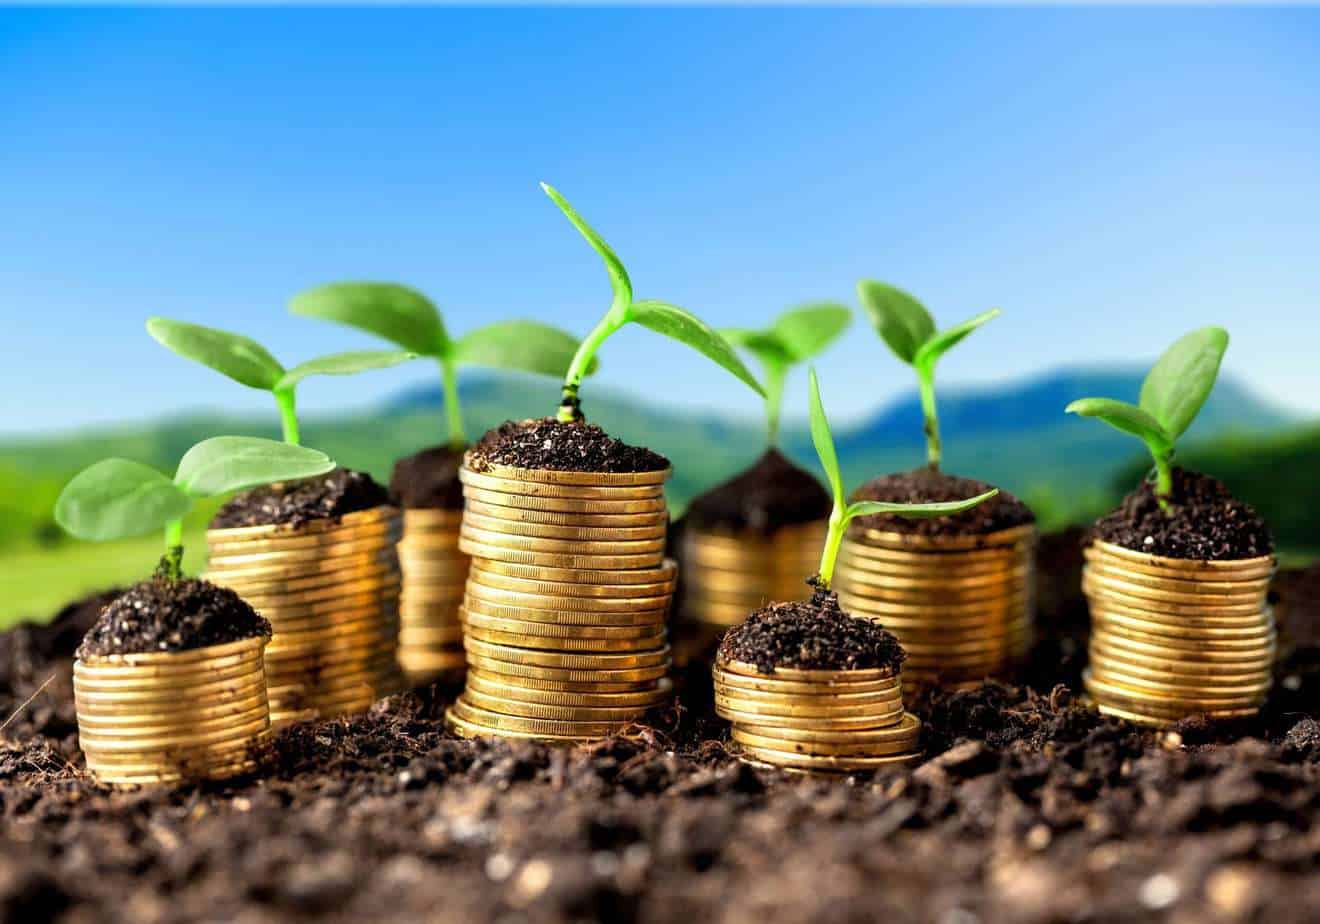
[74,636,272,785]
[834,524,1036,691]
[396,508,469,684]
[445,461,675,742]
[1083,539,1276,726]
[679,521,827,628]
[713,656,921,773]
[205,506,403,726]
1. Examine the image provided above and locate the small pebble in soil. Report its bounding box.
[850,467,1035,537]
[683,448,830,534]
[211,468,389,529]
[76,575,270,658]
[466,419,669,474]
[1092,468,1273,561]
[389,444,466,510]
[718,580,906,674]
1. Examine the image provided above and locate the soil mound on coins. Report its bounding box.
[719,583,905,674]
[850,468,1034,537]
[1092,468,1273,561]
[467,419,669,474]
[390,444,466,510]
[684,449,830,534]
[212,468,389,529]
[76,577,270,658]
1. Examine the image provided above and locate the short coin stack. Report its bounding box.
[679,521,827,629]
[835,525,1036,691]
[1083,539,1276,726]
[446,461,675,742]
[74,636,272,785]
[714,655,921,773]
[205,506,403,726]
[396,508,469,684]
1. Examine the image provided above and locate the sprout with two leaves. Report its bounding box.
[147,318,419,446]
[721,305,852,446]
[55,437,334,580]
[807,369,998,589]
[288,283,589,448]
[1066,327,1230,511]
[542,183,764,420]
[858,281,1000,470]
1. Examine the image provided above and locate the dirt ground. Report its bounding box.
[3,535,1320,924]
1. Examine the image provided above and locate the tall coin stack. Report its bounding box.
[74,636,272,785]
[679,521,827,629]
[835,525,1036,691]
[446,461,676,742]
[205,506,404,726]
[1083,539,1276,726]
[713,655,921,774]
[396,508,469,684]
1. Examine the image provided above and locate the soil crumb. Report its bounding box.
[211,468,389,529]
[389,444,465,510]
[719,581,905,673]
[467,419,669,474]
[1092,468,1273,561]
[76,577,270,658]
[684,449,830,534]
[850,467,1035,537]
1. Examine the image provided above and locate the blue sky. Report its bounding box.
[2,8,1318,435]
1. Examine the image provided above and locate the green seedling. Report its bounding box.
[721,304,852,445]
[1066,326,1229,511]
[541,183,763,421]
[55,437,334,580]
[858,281,1000,470]
[289,284,589,448]
[808,369,997,588]
[147,318,417,446]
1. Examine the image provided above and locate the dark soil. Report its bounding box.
[5,534,1320,923]
[850,467,1035,537]
[467,419,669,474]
[389,445,465,510]
[75,577,271,658]
[683,449,830,534]
[212,468,389,530]
[1093,468,1274,561]
[718,581,905,673]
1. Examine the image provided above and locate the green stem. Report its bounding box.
[160,518,184,581]
[764,366,786,448]
[917,365,941,470]
[558,310,625,422]
[274,388,301,445]
[440,357,466,447]
[1153,448,1173,512]
[816,506,848,590]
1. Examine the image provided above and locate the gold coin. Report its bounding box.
[715,691,904,721]
[715,702,902,730]
[1083,671,1263,708]
[73,674,266,708]
[74,648,264,681]
[1084,562,1271,602]
[267,639,396,671]
[841,530,1031,559]
[462,485,667,515]
[1090,608,1270,641]
[1088,664,1271,700]
[459,468,665,501]
[75,636,265,668]
[736,711,922,745]
[92,759,263,785]
[207,505,398,540]
[713,669,902,697]
[1091,621,1274,653]
[75,691,268,724]
[205,531,398,567]
[206,517,400,555]
[212,560,399,594]
[399,651,467,674]
[467,557,676,585]
[463,498,668,529]
[466,666,665,695]
[399,621,466,641]
[735,743,920,773]
[835,544,1030,577]
[465,672,671,707]
[464,650,667,684]
[396,559,472,581]
[464,511,666,542]
[76,702,270,740]
[1089,623,1276,660]
[731,727,917,757]
[463,460,671,487]
[241,589,399,621]
[833,575,1029,606]
[204,548,397,583]
[445,710,595,744]
[712,681,901,710]
[716,657,896,683]
[1084,601,1270,632]
[464,580,671,614]
[462,624,666,654]
[838,592,1031,621]
[85,744,265,773]
[462,596,667,629]
[1088,540,1275,576]
[239,577,401,609]
[81,727,269,762]
[460,688,655,723]
[1085,582,1265,619]
[450,696,629,737]
[403,506,465,526]
[460,539,664,571]
[468,566,675,600]
[461,611,666,641]
[78,714,270,751]
[73,661,265,693]
[1088,639,1274,679]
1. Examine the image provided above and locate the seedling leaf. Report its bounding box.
[857,280,935,364]
[807,368,844,508]
[454,320,597,378]
[174,437,334,497]
[846,492,999,522]
[541,183,632,312]
[913,308,1001,373]
[55,460,190,542]
[720,328,792,372]
[289,282,448,356]
[276,350,416,391]
[147,317,284,390]
[771,303,853,362]
[1139,326,1229,440]
[1065,398,1170,449]
[631,300,764,397]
